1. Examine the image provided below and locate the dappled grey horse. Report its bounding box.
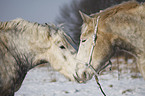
[0,18,77,96]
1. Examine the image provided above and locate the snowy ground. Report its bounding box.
[15,59,145,96]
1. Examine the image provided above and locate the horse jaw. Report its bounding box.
[47,43,77,81]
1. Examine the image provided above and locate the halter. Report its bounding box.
[86,16,112,76]
[85,15,111,96]
[86,16,106,95]
[85,16,100,76]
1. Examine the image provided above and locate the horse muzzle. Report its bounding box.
[73,71,93,83]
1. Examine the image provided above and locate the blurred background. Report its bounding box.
[0,0,70,23]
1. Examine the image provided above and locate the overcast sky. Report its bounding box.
[0,0,70,23]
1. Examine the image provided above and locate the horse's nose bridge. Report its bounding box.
[75,62,87,74]
[76,62,86,70]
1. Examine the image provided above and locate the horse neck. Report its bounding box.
[18,25,51,69]
[98,4,145,57]
[0,19,51,69]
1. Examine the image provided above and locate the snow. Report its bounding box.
[15,59,145,96]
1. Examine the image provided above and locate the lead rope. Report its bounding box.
[86,16,107,96]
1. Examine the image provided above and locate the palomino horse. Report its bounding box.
[74,1,145,83]
[0,18,77,96]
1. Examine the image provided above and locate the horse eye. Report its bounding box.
[82,39,86,42]
[59,45,66,49]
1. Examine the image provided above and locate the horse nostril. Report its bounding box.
[83,72,87,79]
[82,71,93,81]
[82,71,90,81]
[73,72,85,83]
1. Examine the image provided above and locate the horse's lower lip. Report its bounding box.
[73,73,87,83]
[73,72,94,83]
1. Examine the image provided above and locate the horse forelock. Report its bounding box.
[47,23,66,37]
[55,29,77,52]
[46,23,77,52]
[81,19,96,39]
[63,32,78,51]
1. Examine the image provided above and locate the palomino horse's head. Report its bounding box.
[44,24,78,81]
[74,11,115,83]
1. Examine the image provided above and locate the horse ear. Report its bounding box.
[79,11,92,23]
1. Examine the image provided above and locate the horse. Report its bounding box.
[56,0,145,46]
[74,1,145,83]
[0,18,77,96]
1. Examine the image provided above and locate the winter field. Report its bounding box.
[15,58,145,96]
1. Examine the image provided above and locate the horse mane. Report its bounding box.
[92,1,140,20]
[0,18,51,37]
